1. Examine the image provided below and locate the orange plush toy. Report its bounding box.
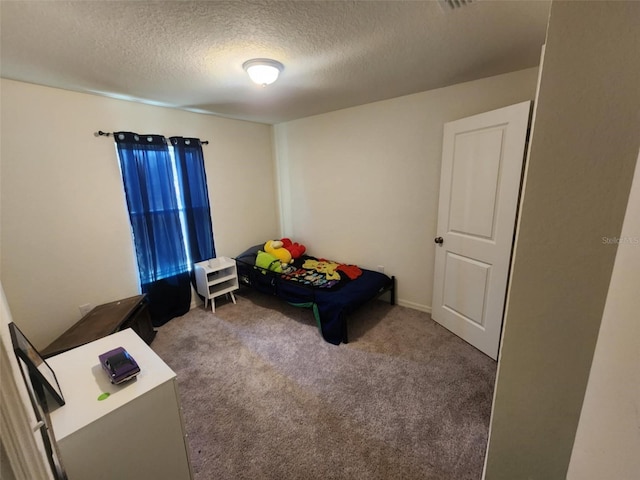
[281,238,306,259]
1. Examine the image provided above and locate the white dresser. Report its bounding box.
[46,329,193,480]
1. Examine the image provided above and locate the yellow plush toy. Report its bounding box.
[264,240,292,266]
[302,258,341,281]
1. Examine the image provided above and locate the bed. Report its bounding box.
[234,244,395,345]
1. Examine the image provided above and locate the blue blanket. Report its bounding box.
[235,245,394,344]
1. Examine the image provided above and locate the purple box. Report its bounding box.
[98,347,140,384]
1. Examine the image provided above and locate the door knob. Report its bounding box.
[434,236,444,245]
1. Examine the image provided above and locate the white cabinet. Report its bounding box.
[194,256,239,312]
[46,329,193,480]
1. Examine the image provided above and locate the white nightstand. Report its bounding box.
[194,256,239,312]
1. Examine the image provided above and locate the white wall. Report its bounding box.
[0,79,278,349]
[484,1,640,478]
[567,150,640,479]
[274,68,538,310]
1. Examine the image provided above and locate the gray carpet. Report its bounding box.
[151,288,496,480]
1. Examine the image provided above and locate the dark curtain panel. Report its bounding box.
[170,136,216,263]
[115,132,191,326]
[170,137,216,300]
[142,271,191,326]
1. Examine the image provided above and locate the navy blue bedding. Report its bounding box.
[235,245,395,345]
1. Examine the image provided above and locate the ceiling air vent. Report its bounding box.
[439,0,475,11]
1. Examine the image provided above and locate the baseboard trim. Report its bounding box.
[396,299,432,314]
[193,290,432,315]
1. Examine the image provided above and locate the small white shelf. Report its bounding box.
[194,256,238,312]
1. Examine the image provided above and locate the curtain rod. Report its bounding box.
[96,131,209,145]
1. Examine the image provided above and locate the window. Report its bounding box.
[114,132,215,287]
[168,144,193,271]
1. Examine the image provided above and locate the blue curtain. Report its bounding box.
[115,132,190,325]
[170,137,216,264]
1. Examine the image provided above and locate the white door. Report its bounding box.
[431,101,530,360]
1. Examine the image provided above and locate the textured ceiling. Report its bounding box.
[0,0,550,124]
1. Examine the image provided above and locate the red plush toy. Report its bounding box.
[280,238,306,259]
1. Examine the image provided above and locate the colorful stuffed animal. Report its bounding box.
[255,250,282,273]
[281,238,306,259]
[302,258,341,281]
[264,240,292,266]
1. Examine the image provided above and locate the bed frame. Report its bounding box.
[341,275,395,343]
[234,248,396,345]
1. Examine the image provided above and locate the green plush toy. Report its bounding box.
[255,250,283,273]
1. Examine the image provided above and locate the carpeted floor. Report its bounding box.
[151,288,497,480]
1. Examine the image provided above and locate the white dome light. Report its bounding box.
[243,58,284,87]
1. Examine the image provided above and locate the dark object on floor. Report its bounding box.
[143,271,192,327]
[41,295,155,358]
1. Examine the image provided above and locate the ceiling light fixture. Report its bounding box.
[243,58,284,87]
